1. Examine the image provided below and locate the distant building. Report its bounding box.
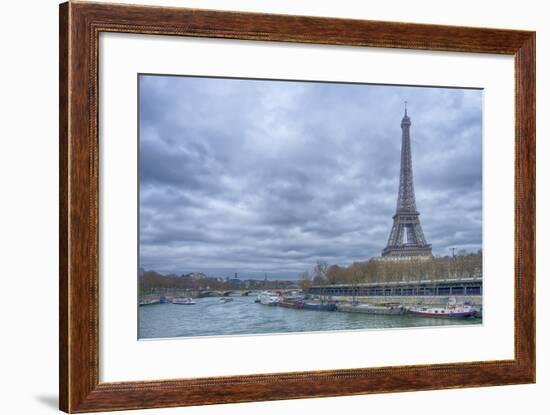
[229,272,243,285]
[182,272,207,279]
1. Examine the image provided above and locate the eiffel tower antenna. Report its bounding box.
[382,105,432,258]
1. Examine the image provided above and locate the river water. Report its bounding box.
[139,295,481,339]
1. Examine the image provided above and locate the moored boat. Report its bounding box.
[302,302,337,312]
[338,303,404,315]
[277,299,304,309]
[258,291,280,305]
[139,299,160,306]
[172,297,196,305]
[406,297,477,318]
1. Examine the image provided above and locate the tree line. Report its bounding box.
[139,250,482,295]
[299,250,482,290]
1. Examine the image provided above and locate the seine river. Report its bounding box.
[139,295,481,339]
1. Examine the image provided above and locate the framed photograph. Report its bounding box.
[59,1,535,412]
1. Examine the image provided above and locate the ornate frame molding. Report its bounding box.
[59,1,535,412]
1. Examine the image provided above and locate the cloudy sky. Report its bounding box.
[139,75,482,279]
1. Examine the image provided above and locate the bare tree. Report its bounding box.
[299,271,313,291]
[312,260,329,285]
[326,264,346,284]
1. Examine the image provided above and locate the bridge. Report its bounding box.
[197,290,259,297]
[308,276,482,298]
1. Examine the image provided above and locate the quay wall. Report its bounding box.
[333,295,482,307]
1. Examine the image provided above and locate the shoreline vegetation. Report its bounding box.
[139,250,482,299]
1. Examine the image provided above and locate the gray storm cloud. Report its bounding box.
[139,75,482,278]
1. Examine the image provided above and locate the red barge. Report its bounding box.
[277,300,304,309]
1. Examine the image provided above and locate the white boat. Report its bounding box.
[407,297,477,318]
[284,291,306,301]
[219,297,234,303]
[172,297,196,305]
[258,291,280,306]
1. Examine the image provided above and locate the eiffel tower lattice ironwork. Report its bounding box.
[382,104,432,258]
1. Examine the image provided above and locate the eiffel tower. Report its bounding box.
[382,103,432,258]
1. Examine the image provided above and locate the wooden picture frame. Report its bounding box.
[59,1,535,412]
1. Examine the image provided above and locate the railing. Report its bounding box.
[309,278,482,297]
